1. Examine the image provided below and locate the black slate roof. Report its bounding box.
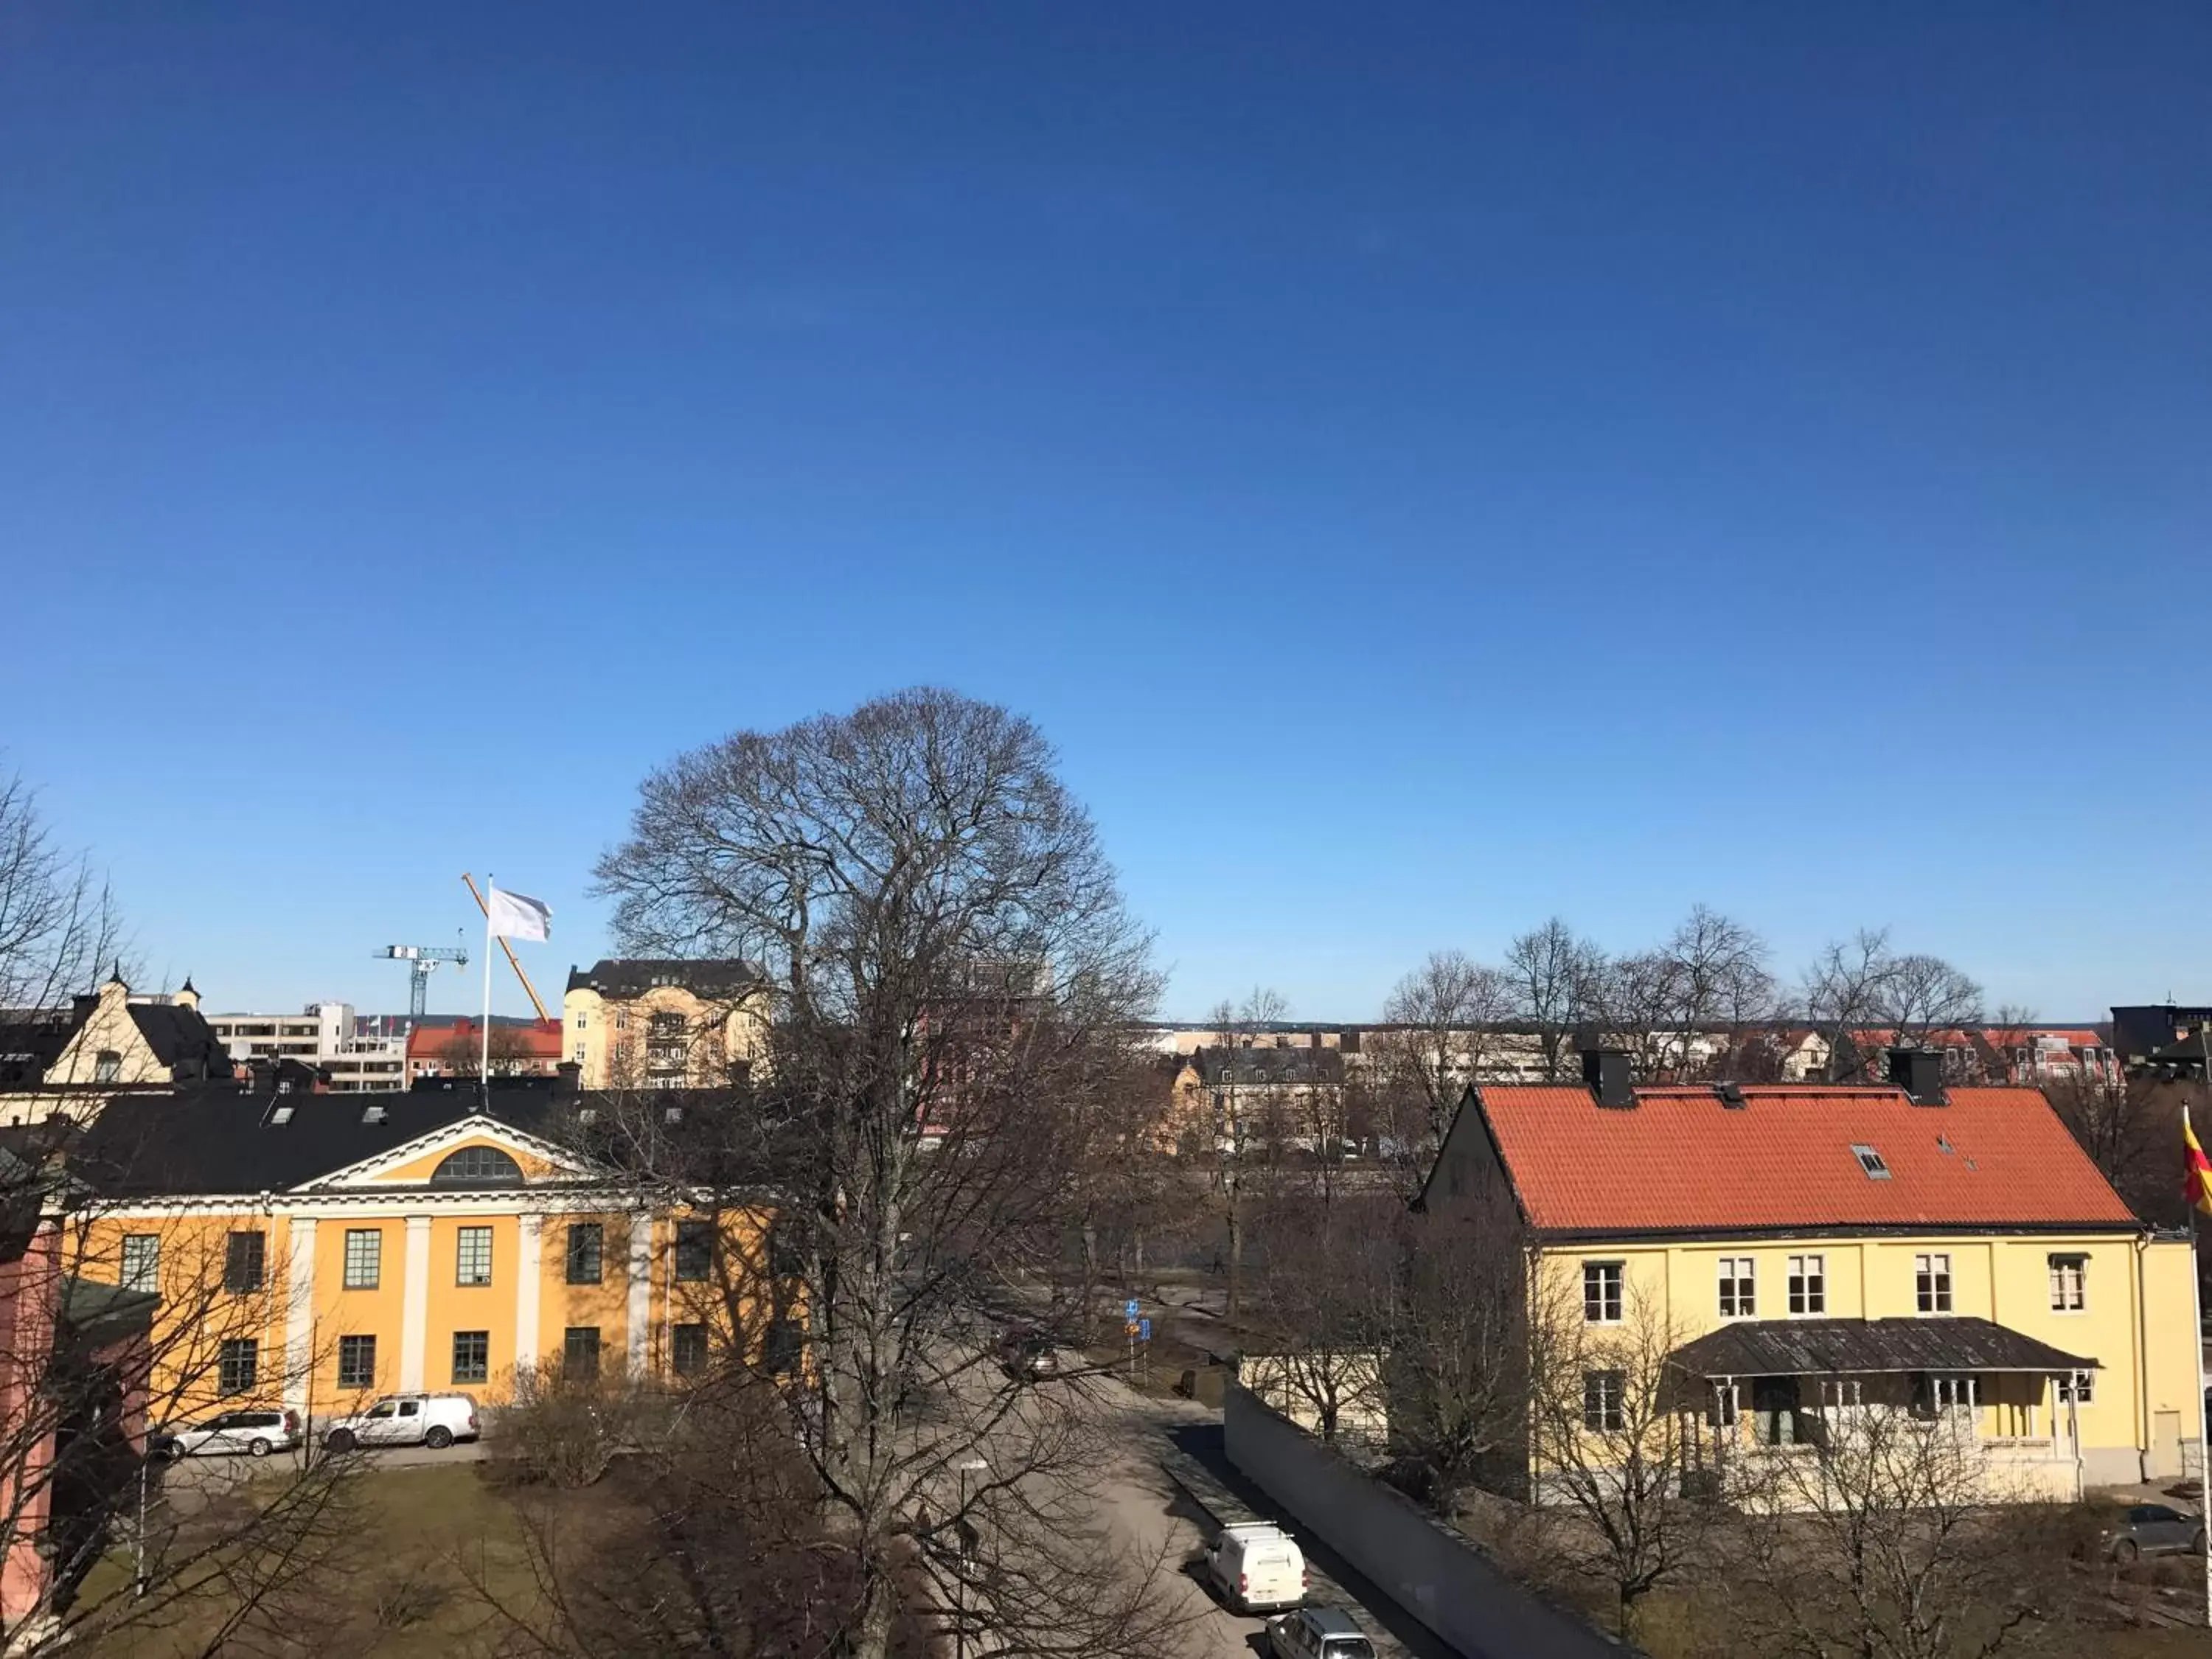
[1671,1316,2097,1378]
[565,959,765,999]
[1189,1046,1346,1087]
[125,1001,234,1076]
[74,1079,574,1197]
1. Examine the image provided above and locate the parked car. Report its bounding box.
[321,1392,479,1452]
[997,1325,1061,1380]
[1203,1520,1307,1615]
[2105,1503,2206,1562]
[1268,1605,1375,1659]
[151,1408,301,1461]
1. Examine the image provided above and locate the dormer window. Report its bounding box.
[431,1145,524,1187]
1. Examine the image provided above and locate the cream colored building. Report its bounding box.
[2,974,235,1125]
[562,959,769,1091]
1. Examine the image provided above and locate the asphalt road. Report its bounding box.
[1079,1380,1458,1659]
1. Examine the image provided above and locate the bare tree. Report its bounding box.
[1505,920,1604,1082]
[1589,950,1686,1079]
[590,689,1179,1659]
[1368,950,1512,1168]
[1728,1399,2076,1659]
[1242,1199,1387,1449]
[1801,931,1983,1083]
[0,1148,366,1655]
[1199,987,1293,1318]
[1665,905,1777,1077]
[1525,1282,1710,1644]
[435,1020,538,1077]
[1385,1203,1532,1507]
[0,771,127,1038]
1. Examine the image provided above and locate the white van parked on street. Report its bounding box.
[321,1392,480,1452]
[1203,1521,1307,1615]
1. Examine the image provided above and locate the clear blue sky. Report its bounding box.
[3,3,2205,1023]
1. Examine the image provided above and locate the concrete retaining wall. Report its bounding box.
[1224,1379,1625,1659]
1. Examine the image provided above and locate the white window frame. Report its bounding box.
[2057,1368,2095,1406]
[1583,1261,1624,1326]
[1583,1368,1627,1433]
[1914,1251,1952,1315]
[1717,1256,1756,1319]
[2048,1253,2086,1313]
[1787,1253,1826,1316]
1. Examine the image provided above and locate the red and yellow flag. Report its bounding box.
[2184,1107,2212,1217]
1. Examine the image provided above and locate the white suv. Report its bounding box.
[321,1392,480,1452]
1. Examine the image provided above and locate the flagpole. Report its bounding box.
[480,874,496,1093]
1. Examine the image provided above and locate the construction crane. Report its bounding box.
[460,873,553,1023]
[376,943,468,1019]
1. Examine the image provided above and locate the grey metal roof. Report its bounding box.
[1670,1316,2097,1378]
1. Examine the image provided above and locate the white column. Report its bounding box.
[516,1214,543,1377]
[283,1217,318,1422]
[400,1215,433,1391]
[627,1214,653,1378]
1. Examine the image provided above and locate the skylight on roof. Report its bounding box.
[1851,1143,1890,1180]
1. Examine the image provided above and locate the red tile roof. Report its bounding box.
[1478,1084,2139,1236]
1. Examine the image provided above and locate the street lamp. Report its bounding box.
[954,1455,987,1659]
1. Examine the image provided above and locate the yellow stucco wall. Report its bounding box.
[1536,1231,2199,1482]
[72,1179,783,1423]
[561,984,768,1089]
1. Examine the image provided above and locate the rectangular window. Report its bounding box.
[1582,1261,1624,1325]
[675,1220,714,1282]
[2057,1368,2095,1406]
[218,1338,258,1395]
[672,1323,709,1377]
[451,1330,490,1385]
[1583,1369,1626,1433]
[1819,1378,1863,1410]
[1851,1144,1890,1179]
[1912,1372,1977,1416]
[337,1334,377,1390]
[224,1230,266,1293]
[1914,1252,1952,1314]
[1706,1378,1739,1428]
[566,1223,604,1284]
[1717,1256,1756,1318]
[2048,1253,2086,1312]
[343,1228,381,1290]
[121,1233,160,1294]
[563,1326,602,1379]
[1787,1253,1826,1316]
[456,1225,493,1287]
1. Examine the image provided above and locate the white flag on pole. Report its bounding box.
[487,887,553,942]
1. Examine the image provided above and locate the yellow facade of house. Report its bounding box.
[1534,1229,2199,1492]
[562,976,768,1091]
[69,1118,785,1422]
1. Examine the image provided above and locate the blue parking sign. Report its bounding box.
[1138,1318,1152,1342]
[1124,1298,1140,1320]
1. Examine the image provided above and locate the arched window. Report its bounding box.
[430,1145,524,1187]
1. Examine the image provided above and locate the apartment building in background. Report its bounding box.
[562,959,768,1090]
[204,1001,409,1093]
